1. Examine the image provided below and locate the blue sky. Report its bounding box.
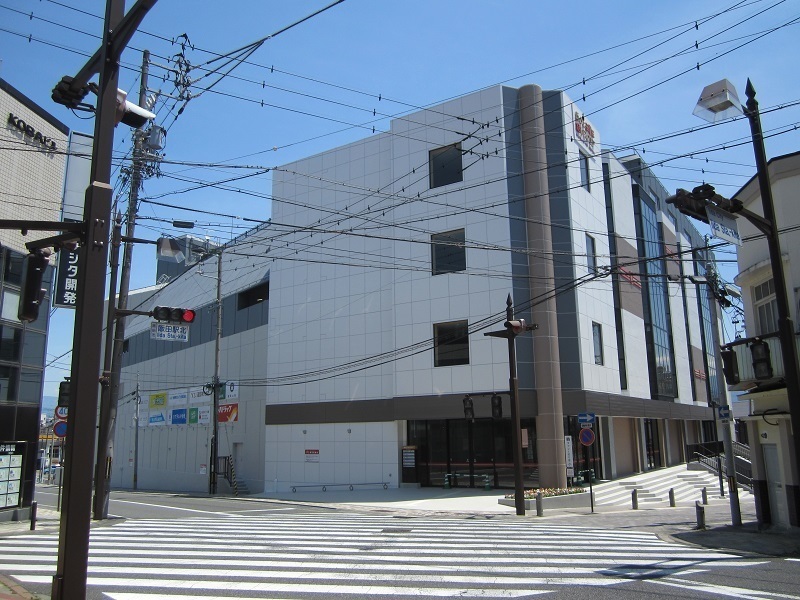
[1,0,799,396]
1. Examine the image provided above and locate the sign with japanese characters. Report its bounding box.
[706,205,742,247]
[218,403,238,423]
[0,442,24,509]
[150,322,189,342]
[53,248,80,309]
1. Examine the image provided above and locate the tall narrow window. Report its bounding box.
[586,234,597,274]
[429,143,463,189]
[431,229,466,275]
[433,320,469,367]
[754,278,778,334]
[579,151,591,191]
[592,322,604,365]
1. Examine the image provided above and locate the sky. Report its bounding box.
[1,0,799,397]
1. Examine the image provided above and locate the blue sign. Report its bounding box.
[53,421,68,438]
[170,409,187,425]
[718,405,731,421]
[579,428,596,446]
[577,412,596,424]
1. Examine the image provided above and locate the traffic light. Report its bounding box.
[665,188,709,224]
[463,395,474,420]
[58,379,71,408]
[18,249,51,322]
[491,394,503,419]
[152,306,196,323]
[504,319,528,335]
[749,339,773,380]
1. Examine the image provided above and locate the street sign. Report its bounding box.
[564,435,574,478]
[55,407,69,421]
[579,427,595,446]
[53,421,68,438]
[150,322,189,342]
[718,405,731,423]
[706,205,742,247]
[219,380,239,401]
[578,413,595,424]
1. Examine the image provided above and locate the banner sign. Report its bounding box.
[0,442,24,509]
[197,406,211,425]
[189,386,209,405]
[168,408,187,425]
[169,389,188,407]
[218,403,238,423]
[53,247,80,309]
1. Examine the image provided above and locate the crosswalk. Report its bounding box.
[0,513,769,598]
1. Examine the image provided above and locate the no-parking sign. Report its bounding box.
[578,427,595,446]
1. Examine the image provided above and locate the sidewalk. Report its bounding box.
[1,487,798,599]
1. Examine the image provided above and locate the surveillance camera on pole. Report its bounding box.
[115,88,155,128]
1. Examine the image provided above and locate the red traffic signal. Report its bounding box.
[504,319,527,334]
[153,306,195,323]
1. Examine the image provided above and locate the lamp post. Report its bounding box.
[485,295,537,516]
[689,78,800,525]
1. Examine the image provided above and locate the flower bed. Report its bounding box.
[498,487,593,511]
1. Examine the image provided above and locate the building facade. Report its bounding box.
[114,84,725,495]
[722,150,800,528]
[0,78,68,520]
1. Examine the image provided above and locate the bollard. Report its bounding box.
[484,475,491,491]
[669,488,676,507]
[702,486,708,505]
[29,501,37,531]
[631,488,639,510]
[444,474,451,489]
[695,500,706,529]
[536,491,543,517]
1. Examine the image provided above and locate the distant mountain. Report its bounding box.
[42,395,57,414]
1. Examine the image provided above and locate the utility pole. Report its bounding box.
[133,375,140,490]
[209,250,223,494]
[94,49,151,520]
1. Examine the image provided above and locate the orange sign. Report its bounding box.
[217,403,238,422]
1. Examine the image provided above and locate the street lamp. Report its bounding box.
[689,78,800,526]
[485,295,537,516]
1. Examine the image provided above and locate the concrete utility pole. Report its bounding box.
[94,49,151,520]
[210,250,223,494]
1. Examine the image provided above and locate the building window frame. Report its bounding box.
[579,151,591,191]
[753,277,778,335]
[586,233,597,274]
[592,321,604,365]
[431,228,466,275]
[433,320,469,367]
[429,143,463,189]
[238,281,269,310]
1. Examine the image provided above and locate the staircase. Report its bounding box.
[591,464,753,507]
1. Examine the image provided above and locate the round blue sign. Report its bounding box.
[578,427,595,446]
[53,420,68,438]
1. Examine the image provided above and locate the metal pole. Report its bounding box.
[506,297,526,516]
[209,250,223,494]
[50,1,122,596]
[94,50,150,519]
[744,80,800,526]
[133,377,140,490]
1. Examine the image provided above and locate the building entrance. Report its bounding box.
[406,418,539,489]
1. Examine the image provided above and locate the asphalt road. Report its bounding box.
[3,489,799,600]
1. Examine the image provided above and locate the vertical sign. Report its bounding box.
[0,442,24,508]
[53,247,80,308]
[148,392,167,426]
[564,435,574,478]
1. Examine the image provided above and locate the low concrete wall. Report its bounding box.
[498,491,594,511]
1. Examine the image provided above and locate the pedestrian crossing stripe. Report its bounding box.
[0,515,767,599]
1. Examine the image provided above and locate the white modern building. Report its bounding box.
[114,84,728,495]
[721,150,800,528]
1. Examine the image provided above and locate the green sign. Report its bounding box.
[188,407,198,424]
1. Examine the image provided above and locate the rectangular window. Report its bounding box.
[585,234,597,274]
[592,322,604,365]
[579,151,591,191]
[0,326,22,361]
[754,278,778,334]
[433,320,469,367]
[238,281,269,310]
[1,290,20,322]
[431,229,466,275]
[429,143,463,189]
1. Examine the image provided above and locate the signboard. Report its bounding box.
[706,205,742,247]
[149,392,167,426]
[219,381,239,401]
[578,413,595,428]
[402,446,416,468]
[217,403,238,423]
[197,406,211,425]
[168,408,187,425]
[564,435,574,478]
[718,405,731,423]
[304,449,320,463]
[0,442,24,509]
[169,389,188,407]
[53,421,68,438]
[53,247,80,309]
[579,428,596,446]
[188,407,199,424]
[55,407,69,420]
[189,386,209,405]
[150,322,189,343]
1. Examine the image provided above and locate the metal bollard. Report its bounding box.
[536,491,543,517]
[631,488,639,510]
[29,501,37,531]
[669,488,676,507]
[702,487,708,505]
[695,500,706,529]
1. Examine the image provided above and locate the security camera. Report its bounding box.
[115,88,156,128]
